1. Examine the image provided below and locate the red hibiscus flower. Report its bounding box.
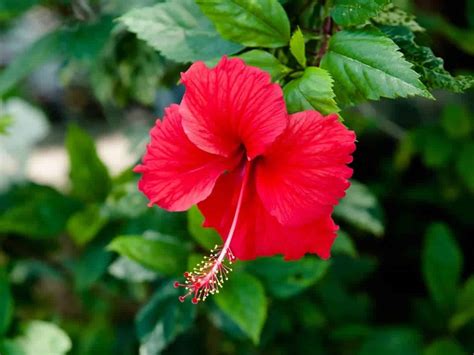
[134,57,356,303]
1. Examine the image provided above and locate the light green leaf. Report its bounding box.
[67,204,108,246]
[245,256,330,298]
[13,320,72,355]
[196,0,290,47]
[0,31,61,96]
[320,28,431,106]
[456,142,474,192]
[107,232,188,275]
[0,115,13,135]
[380,25,474,93]
[214,272,267,344]
[422,223,463,313]
[120,0,242,63]
[66,124,111,203]
[290,27,306,67]
[359,328,422,355]
[237,50,291,81]
[331,0,390,26]
[283,67,339,114]
[136,281,196,354]
[0,267,13,335]
[424,339,465,355]
[108,256,157,282]
[334,180,384,236]
[187,205,221,250]
[372,4,425,32]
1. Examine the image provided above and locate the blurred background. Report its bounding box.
[0,0,473,354]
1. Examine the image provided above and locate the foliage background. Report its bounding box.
[0,0,473,354]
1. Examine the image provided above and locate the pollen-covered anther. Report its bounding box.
[174,245,235,303]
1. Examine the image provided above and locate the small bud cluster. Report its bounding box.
[174,245,235,304]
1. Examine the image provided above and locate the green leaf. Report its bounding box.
[107,232,188,275]
[334,180,384,236]
[0,267,13,335]
[450,276,474,331]
[332,230,358,257]
[196,0,290,47]
[102,182,149,219]
[283,67,339,114]
[0,184,79,239]
[331,0,390,26]
[13,320,72,355]
[424,339,465,355]
[380,25,474,93]
[0,31,61,96]
[136,281,196,354]
[320,28,431,106]
[419,129,453,168]
[187,205,221,250]
[237,50,291,81]
[214,272,267,344]
[67,204,108,246]
[456,142,474,192]
[120,0,243,63]
[289,27,306,67]
[359,328,422,355]
[0,114,13,135]
[441,104,471,139]
[65,124,111,202]
[245,256,330,298]
[422,223,463,313]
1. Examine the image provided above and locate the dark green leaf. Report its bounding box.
[0,267,13,335]
[67,204,108,246]
[237,50,291,81]
[331,0,390,26]
[120,0,243,63]
[187,205,221,250]
[0,185,79,239]
[334,180,384,236]
[196,0,290,47]
[332,230,358,257]
[420,130,454,168]
[441,104,472,139]
[359,328,422,355]
[65,124,112,202]
[73,244,113,291]
[424,339,465,355]
[107,232,188,275]
[283,67,339,114]
[289,27,306,67]
[380,25,474,93]
[450,276,474,331]
[422,223,463,313]
[456,142,474,192]
[321,28,431,106]
[214,272,267,344]
[246,256,330,298]
[136,281,196,354]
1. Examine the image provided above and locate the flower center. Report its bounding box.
[174,160,252,303]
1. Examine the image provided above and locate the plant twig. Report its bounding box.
[315,16,333,66]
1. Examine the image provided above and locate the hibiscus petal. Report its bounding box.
[198,168,338,261]
[134,104,240,211]
[256,111,356,226]
[180,56,288,159]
